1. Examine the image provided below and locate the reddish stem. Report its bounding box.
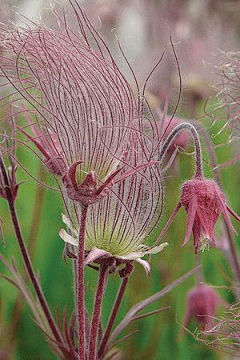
[88,265,109,360]
[10,165,46,341]
[77,204,89,360]
[159,123,203,178]
[0,158,63,345]
[98,277,128,358]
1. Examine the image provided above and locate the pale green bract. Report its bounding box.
[59,214,168,275]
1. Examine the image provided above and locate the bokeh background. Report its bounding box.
[0,0,240,359]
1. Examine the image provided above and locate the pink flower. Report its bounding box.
[180,178,240,253]
[155,176,240,254]
[183,283,220,330]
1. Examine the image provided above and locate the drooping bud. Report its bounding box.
[183,283,220,330]
[180,178,240,254]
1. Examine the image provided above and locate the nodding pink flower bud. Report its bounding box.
[154,176,240,254]
[183,283,219,331]
[180,178,240,254]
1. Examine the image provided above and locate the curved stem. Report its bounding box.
[0,157,63,344]
[88,264,109,360]
[77,204,89,360]
[98,277,129,358]
[159,123,203,178]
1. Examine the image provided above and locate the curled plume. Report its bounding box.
[0,1,165,250]
[0,1,149,203]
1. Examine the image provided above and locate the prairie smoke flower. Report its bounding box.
[180,178,240,253]
[0,4,139,205]
[183,283,220,331]
[156,176,240,254]
[60,161,168,275]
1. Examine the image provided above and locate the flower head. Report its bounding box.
[180,178,239,253]
[0,4,138,204]
[60,160,168,275]
[154,175,240,254]
[183,283,220,331]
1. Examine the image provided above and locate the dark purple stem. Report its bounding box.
[98,277,129,358]
[88,264,109,360]
[77,204,89,360]
[159,123,203,178]
[0,158,63,344]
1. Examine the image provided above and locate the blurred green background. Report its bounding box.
[1,0,240,359]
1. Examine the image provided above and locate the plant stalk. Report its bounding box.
[10,164,46,341]
[0,157,63,344]
[88,264,109,360]
[77,204,89,360]
[98,277,128,358]
[159,123,203,178]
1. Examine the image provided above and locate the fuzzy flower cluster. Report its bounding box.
[1,1,239,268]
[0,7,141,205]
[0,3,169,270]
[180,178,239,254]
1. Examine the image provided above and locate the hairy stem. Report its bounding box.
[88,264,109,360]
[10,164,46,341]
[98,277,129,357]
[159,123,203,178]
[0,156,63,344]
[77,204,89,360]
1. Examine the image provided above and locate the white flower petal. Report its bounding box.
[59,229,78,246]
[145,243,168,255]
[118,243,168,260]
[61,213,79,237]
[84,246,111,265]
[117,252,143,260]
[135,258,150,276]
